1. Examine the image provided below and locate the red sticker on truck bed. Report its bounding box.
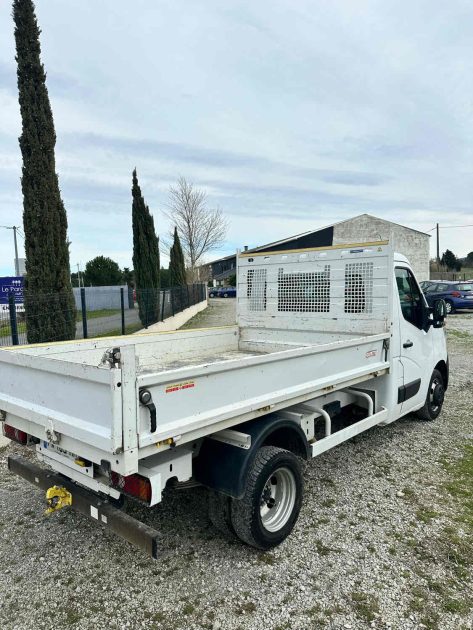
[365,350,377,358]
[165,380,195,394]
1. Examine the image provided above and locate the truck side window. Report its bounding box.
[395,267,423,329]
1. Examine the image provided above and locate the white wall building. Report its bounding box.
[332,215,430,281]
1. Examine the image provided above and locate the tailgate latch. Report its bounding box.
[139,389,157,433]
[45,485,72,515]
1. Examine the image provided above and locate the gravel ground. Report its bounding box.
[0,312,472,630]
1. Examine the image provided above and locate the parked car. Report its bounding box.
[218,286,236,298]
[208,286,236,298]
[424,281,473,313]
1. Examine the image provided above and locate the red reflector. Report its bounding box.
[451,291,461,298]
[3,424,28,445]
[110,471,151,503]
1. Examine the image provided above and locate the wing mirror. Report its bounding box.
[432,299,447,328]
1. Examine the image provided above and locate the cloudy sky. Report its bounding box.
[0,0,472,277]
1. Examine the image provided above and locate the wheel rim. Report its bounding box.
[445,301,452,314]
[429,377,444,413]
[259,467,296,533]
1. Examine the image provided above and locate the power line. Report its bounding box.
[428,223,473,231]
[438,224,473,229]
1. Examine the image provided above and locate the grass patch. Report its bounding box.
[75,309,121,322]
[257,553,276,565]
[443,597,470,614]
[65,609,81,625]
[93,322,143,338]
[234,601,257,615]
[305,603,322,616]
[315,540,339,556]
[444,444,473,527]
[416,507,439,524]
[440,444,473,578]
[182,603,196,615]
[321,498,336,508]
[447,328,472,340]
[350,591,379,622]
[0,319,27,339]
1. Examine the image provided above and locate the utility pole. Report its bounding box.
[13,226,19,276]
[436,223,440,271]
[76,263,82,288]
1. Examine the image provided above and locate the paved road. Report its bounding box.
[76,308,141,339]
[179,297,236,329]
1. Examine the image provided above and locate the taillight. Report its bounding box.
[3,423,28,445]
[110,471,151,503]
[451,291,461,298]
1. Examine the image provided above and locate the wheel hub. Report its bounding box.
[432,383,445,406]
[259,467,297,533]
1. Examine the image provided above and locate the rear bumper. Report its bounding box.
[8,454,160,559]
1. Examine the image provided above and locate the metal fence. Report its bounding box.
[430,271,473,281]
[0,284,206,347]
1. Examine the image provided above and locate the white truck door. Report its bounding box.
[395,266,432,414]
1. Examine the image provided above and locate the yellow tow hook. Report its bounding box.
[45,486,72,515]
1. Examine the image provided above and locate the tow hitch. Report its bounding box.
[45,485,72,514]
[8,455,161,558]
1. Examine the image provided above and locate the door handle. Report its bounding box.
[403,340,413,348]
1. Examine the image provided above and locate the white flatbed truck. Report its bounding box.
[0,241,448,557]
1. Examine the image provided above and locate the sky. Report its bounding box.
[0,0,472,277]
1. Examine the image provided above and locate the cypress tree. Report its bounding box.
[13,0,76,343]
[132,169,160,326]
[169,227,187,287]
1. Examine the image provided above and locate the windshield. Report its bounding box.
[424,283,443,292]
[454,284,473,291]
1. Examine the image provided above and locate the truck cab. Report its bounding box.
[393,254,448,419]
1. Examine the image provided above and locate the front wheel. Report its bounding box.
[230,446,303,550]
[416,368,445,421]
[444,300,455,314]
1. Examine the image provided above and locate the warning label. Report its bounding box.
[165,381,195,394]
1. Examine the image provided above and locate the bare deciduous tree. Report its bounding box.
[165,177,228,278]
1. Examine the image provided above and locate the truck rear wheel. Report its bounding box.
[230,446,303,550]
[416,369,445,421]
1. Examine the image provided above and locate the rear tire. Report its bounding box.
[416,368,445,421]
[230,446,303,550]
[208,490,236,540]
